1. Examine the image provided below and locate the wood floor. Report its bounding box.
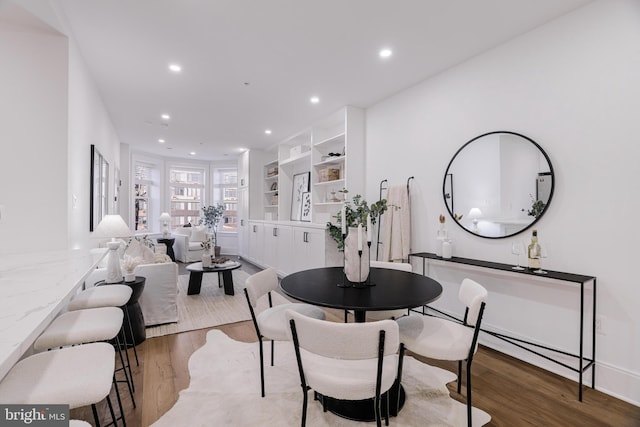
[70,262,640,426]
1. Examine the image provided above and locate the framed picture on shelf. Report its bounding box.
[301,192,312,222]
[290,171,310,221]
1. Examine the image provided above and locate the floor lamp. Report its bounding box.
[93,214,133,283]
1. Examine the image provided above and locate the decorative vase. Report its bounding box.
[202,250,212,268]
[124,272,136,282]
[214,246,221,257]
[343,227,370,283]
[436,225,448,257]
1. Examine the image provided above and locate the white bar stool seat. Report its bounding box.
[68,285,132,311]
[70,421,92,427]
[68,284,140,367]
[33,306,136,421]
[0,343,116,425]
[33,307,123,351]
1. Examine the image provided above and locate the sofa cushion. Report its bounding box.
[190,226,207,243]
[125,239,155,264]
[188,241,204,251]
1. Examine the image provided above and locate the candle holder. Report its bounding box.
[366,241,375,286]
[337,233,349,288]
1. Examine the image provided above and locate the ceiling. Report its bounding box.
[47,0,592,160]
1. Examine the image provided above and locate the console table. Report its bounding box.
[408,252,596,402]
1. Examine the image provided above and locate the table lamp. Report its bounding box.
[468,207,483,233]
[159,212,171,237]
[93,214,133,283]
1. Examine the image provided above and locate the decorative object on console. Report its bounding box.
[441,239,452,259]
[527,229,541,270]
[93,214,133,283]
[159,212,171,237]
[468,207,483,233]
[436,214,448,257]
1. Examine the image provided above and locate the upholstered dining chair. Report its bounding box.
[396,278,488,427]
[286,309,404,427]
[243,267,326,397]
[366,261,414,321]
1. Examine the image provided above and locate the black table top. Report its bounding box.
[280,267,443,312]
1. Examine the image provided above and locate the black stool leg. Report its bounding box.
[115,335,136,409]
[123,306,139,366]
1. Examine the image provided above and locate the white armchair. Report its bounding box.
[172,226,208,263]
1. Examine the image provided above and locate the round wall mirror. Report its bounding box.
[443,131,554,238]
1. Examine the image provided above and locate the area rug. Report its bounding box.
[145,270,252,338]
[151,330,491,426]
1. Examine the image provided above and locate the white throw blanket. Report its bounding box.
[381,185,411,262]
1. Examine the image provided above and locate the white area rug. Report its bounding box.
[152,330,491,426]
[146,270,252,338]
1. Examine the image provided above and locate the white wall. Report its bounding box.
[366,0,640,404]
[0,16,68,254]
[2,1,122,251]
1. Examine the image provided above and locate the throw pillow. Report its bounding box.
[190,226,207,243]
[154,253,172,263]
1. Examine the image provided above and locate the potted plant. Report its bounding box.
[326,192,388,251]
[201,203,225,256]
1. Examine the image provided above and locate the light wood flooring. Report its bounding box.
[71,263,640,426]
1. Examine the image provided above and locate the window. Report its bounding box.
[134,162,153,231]
[169,166,205,227]
[213,168,238,231]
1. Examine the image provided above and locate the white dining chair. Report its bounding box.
[243,267,326,397]
[366,261,414,321]
[396,278,488,427]
[286,309,404,427]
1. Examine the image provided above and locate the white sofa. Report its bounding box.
[85,261,179,327]
[172,226,208,262]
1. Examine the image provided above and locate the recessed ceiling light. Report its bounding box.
[310,96,320,104]
[189,151,196,156]
[158,139,165,143]
[379,48,393,58]
[265,129,272,135]
[168,63,182,73]
[161,114,170,120]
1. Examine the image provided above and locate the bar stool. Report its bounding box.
[33,307,135,425]
[0,343,117,427]
[67,284,140,366]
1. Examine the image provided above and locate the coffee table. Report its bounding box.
[186,261,241,296]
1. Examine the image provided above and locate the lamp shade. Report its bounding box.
[93,214,133,239]
[159,212,171,221]
[468,207,483,219]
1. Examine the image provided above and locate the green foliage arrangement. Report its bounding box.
[202,203,225,246]
[523,194,546,219]
[326,192,388,251]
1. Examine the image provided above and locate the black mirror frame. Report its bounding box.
[442,131,555,239]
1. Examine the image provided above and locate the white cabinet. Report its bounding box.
[292,226,327,273]
[263,223,293,276]
[248,221,264,265]
[238,187,249,258]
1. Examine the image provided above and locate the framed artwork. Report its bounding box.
[301,192,312,222]
[290,171,310,221]
[90,144,109,231]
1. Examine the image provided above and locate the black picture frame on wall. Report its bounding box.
[290,171,310,221]
[90,144,109,231]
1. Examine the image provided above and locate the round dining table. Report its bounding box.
[280,266,443,323]
[280,266,443,422]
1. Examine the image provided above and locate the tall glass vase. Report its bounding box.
[344,227,369,283]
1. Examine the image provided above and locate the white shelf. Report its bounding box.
[313,156,346,167]
[265,174,278,180]
[314,132,345,147]
[315,201,343,206]
[265,204,278,208]
[279,151,311,166]
[313,179,345,187]
[264,190,277,195]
